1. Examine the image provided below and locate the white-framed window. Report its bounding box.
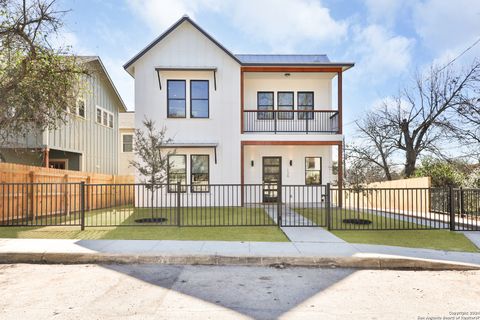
[122,134,133,152]
[96,106,114,128]
[76,99,86,118]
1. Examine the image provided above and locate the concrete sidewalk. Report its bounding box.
[1,238,479,270]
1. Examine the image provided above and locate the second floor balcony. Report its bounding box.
[243,110,339,134]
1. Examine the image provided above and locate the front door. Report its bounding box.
[262,157,281,203]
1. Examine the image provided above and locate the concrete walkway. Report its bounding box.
[463,232,480,249]
[1,238,479,269]
[264,205,346,243]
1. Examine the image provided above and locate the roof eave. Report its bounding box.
[240,62,355,71]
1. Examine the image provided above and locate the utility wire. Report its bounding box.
[437,36,480,71]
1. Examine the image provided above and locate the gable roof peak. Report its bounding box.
[123,15,241,73]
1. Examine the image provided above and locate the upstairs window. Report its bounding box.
[277,92,294,120]
[103,110,108,126]
[191,155,209,192]
[168,155,187,192]
[96,108,102,124]
[190,80,209,118]
[77,99,85,118]
[96,106,113,128]
[257,92,274,120]
[167,80,186,118]
[122,134,133,152]
[298,92,314,120]
[305,157,322,185]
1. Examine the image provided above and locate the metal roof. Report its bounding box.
[235,54,330,64]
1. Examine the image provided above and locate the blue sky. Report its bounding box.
[57,0,480,138]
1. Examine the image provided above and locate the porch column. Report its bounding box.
[240,142,244,205]
[337,141,343,207]
[337,71,343,134]
[43,148,49,168]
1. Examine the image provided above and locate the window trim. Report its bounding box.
[95,106,114,128]
[257,91,274,120]
[76,98,86,119]
[277,91,294,120]
[167,79,187,119]
[305,156,322,185]
[297,91,314,120]
[190,80,210,119]
[121,133,134,153]
[167,154,187,193]
[190,154,210,193]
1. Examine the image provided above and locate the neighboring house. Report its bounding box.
[124,16,353,202]
[0,56,127,175]
[118,111,135,175]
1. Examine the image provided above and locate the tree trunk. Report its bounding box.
[404,149,417,177]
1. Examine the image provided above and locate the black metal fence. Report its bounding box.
[0,182,479,231]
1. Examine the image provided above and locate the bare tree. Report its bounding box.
[348,113,397,180]
[129,119,174,219]
[351,60,480,178]
[0,0,87,143]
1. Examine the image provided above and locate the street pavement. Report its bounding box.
[0,263,478,320]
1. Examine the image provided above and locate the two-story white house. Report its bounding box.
[124,16,353,203]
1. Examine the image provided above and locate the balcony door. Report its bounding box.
[262,157,281,203]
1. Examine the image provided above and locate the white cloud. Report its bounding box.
[49,31,94,55]
[349,24,414,82]
[413,0,480,53]
[364,0,404,27]
[127,0,348,52]
[226,0,348,51]
[126,0,221,31]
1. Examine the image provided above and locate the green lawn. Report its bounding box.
[0,206,289,242]
[295,208,479,253]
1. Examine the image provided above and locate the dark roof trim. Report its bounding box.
[155,66,217,71]
[123,16,241,70]
[241,62,355,70]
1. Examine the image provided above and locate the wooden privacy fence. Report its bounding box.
[0,163,134,223]
[332,177,432,215]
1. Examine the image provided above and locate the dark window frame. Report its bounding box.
[167,154,187,193]
[277,91,294,120]
[297,91,314,120]
[190,154,210,193]
[257,91,274,120]
[167,79,187,118]
[305,156,322,185]
[190,80,209,119]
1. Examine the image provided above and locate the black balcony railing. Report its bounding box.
[243,110,339,133]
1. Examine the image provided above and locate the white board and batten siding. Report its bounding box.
[131,21,242,184]
[44,61,123,174]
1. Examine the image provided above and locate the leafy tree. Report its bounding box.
[129,118,174,218]
[0,0,87,143]
[414,158,466,187]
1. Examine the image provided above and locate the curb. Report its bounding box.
[0,252,479,270]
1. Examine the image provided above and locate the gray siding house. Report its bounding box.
[0,56,127,175]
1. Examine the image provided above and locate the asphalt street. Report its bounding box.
[1,264,479,319]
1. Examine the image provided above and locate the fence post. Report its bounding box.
[80,181,85,231]
[326,183,331,230]
[459,187,464,216]
[277,181,282,227]
[449,186,455,231]
[176,181,181,227]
